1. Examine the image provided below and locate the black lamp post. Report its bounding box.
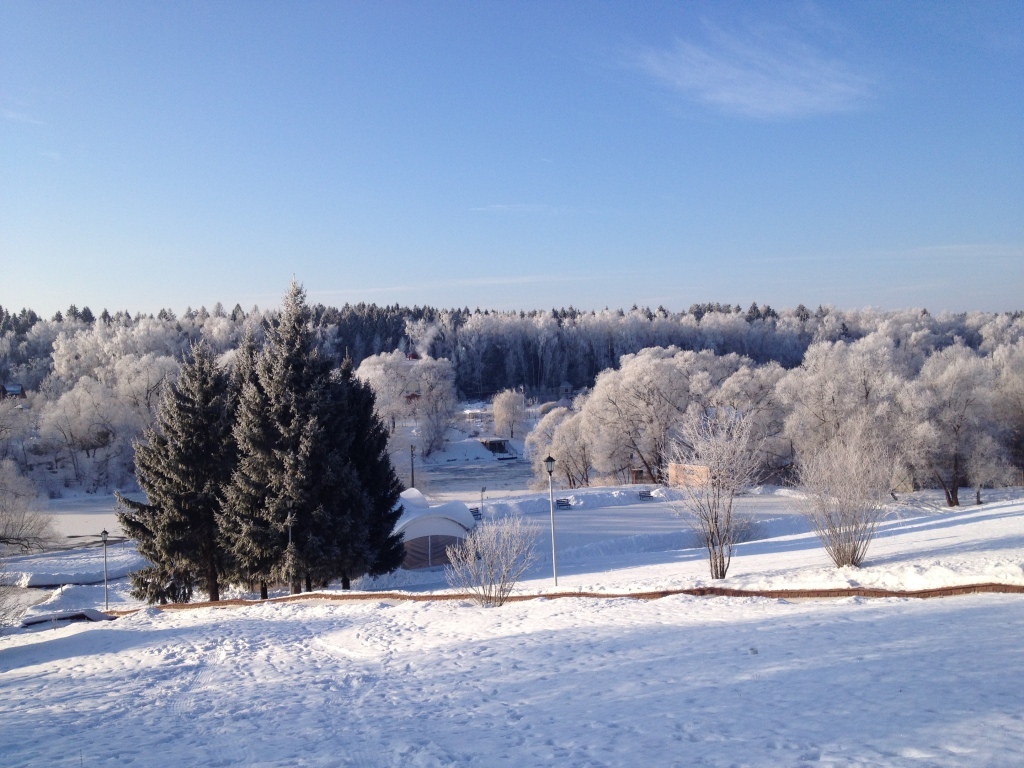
[100,528,109,610]
[544,456,557,586]
[286,499,296,594]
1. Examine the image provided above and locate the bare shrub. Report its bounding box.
[1,460,56,626]
[445,515,538,607]
[797,427,895,568]
[0,578,25,628]
[0,460,55,553]
[671,409,762,579]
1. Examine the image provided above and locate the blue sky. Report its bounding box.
[2,1,1022,315]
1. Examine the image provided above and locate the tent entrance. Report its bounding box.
[401,534,464,569]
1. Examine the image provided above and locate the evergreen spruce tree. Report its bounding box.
[220,282,406,595]
[116,341,234,603]
[338,359,404,584]
[219,327,281,599]
[222,283,342,595]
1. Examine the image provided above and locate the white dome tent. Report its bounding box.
[394,488,478,569]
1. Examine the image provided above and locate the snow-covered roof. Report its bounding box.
[394,488,476,539]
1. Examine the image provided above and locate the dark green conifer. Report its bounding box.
[220,283,405,595]
[339,360,404,581]
[116,341,234,603]
[219,327,280,598]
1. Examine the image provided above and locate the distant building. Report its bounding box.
[3,383,26,399]
[667,463,710,488]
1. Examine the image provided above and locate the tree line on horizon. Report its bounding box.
[1,296,1023,501]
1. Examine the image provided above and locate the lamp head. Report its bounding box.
[101,529,108,542]
[544,456,555,476]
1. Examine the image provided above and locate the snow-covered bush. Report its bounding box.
[445,515,538,607]
[796,423,895,568]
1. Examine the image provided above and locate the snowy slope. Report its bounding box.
[3,489,1024,766]
[2,593,1023,767]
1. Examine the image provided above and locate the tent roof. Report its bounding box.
[394,489,476,536]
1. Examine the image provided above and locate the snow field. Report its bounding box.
[3,593,1024,767]
[4,487,1024,766]
[4,541,147,588]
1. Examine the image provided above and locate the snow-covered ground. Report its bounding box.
[43,492,129,538]
[3,486,1024,766]
[3,539,146,588]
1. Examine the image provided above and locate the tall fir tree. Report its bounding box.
[116,341,234,603]
[221,282,405,595]
[219,326,281,598]
[338,359,404,585]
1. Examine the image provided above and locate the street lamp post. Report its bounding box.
[410,445,416,488]
[286,499,295,594]
[544,456,558,586]
[100,529,109,611]
[480,486,486,516]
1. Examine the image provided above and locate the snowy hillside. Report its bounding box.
[3,488,1024,766]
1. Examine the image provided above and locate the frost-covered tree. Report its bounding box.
[0,460,55,626]
[116,341,234,603]
[412,356,457,456]
[0,398,34,467]
[445,515,538,607]
[992,340,1024,474]
[525,406,570,482]
[549,410,593,489]
[710,362,788,476]
[777,335,906,462]
[492,388,526,439]
[354,350,413,433]
[967,434,1015,505]
[902,345,999,506]
[525,403,593,489]
[583,348,744,483]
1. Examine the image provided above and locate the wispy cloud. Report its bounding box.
[3,108,45,126]
[639,23,871,119]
